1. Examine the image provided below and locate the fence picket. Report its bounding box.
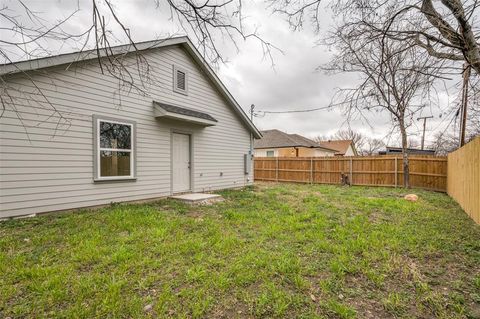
[447,137,480,224]
[254,155,447,192]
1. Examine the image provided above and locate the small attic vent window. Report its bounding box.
[177,70,186,90]
[173,66,188,94]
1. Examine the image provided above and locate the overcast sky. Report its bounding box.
[2,0,461,146]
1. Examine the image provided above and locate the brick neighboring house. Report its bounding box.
[254,129,337,157]
[318,139,358,156]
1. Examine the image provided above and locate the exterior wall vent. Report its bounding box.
[173,65,188,95]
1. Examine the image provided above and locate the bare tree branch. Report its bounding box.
[270,0,480,74]
[1,0,278,136]
[323,19,442,187]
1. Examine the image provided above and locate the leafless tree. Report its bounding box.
[429,131,459,155]
[408,138,421,149]
[332,129,365,152]
[313,129,365,150]
[1,0,277,135]
[361,138,386,156]
[314,129,386,156]
[332,129,387,155]
[271,0,479,154]
[463,75,480,138]
[270,0,480,74]
[430,71,480,151]
[323,21,441,187]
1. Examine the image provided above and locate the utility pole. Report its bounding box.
[249,104,255,157]
[418,115,433,150]
[459,63,471,147]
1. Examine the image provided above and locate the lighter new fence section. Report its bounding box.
[254,155,448,192]
[447,137,480,225]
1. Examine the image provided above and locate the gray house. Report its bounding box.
[0,37,261,218]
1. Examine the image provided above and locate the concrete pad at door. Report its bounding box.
[169,193,223,204]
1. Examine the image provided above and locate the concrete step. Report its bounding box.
[169,193,223,204]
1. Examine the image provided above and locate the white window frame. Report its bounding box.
[93,116,136,182]
[173,65,188,95]
[266,150,275,157]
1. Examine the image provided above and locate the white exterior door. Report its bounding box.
[172,133,191,193]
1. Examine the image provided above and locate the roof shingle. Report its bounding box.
[254,129,336,152]
[154,102,217,122]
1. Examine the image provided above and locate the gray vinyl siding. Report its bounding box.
[0,45,253,218]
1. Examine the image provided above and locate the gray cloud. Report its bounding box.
[1,0,458,146]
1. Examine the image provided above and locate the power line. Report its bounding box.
[253,103,460,147]
[254,105,332,115]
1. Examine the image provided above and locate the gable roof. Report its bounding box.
[318,140,356,155]
[254,129,337,152]
[0,36,261,138]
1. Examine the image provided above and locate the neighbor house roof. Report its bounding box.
[254,129,337,152]
[318,140,356,156]
[379,147,435,155]
[0,36,261,138]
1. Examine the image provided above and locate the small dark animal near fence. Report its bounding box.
[254,155,447,192]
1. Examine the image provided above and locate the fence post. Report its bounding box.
[349,157,353,186]
[310,157,313,184]
[394,157,398,188]
[276,157,279,182]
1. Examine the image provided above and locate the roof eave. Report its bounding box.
[179,39,262,139]
[316,146,340,152]
[153,102,217,126]
[0,36,189,76]
[0,36,262,139]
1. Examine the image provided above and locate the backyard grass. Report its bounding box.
[1,183,480,318]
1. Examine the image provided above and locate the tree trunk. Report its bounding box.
[399,120,410,188]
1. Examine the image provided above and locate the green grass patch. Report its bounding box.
[1,183,479,318]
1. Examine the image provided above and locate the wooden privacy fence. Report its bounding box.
[447,137,480,224]
[254,155,448,192]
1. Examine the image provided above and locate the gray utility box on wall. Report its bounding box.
[244,153,252,175]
